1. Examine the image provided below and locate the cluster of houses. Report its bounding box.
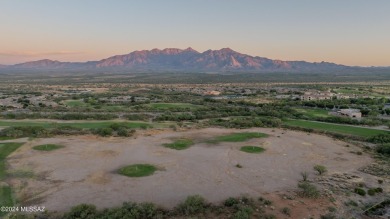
[299,91,359,101]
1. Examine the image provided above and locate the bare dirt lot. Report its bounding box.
[7,128,373,214]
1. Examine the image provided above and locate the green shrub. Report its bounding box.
[281,207,291,216]
[94,128,113,137]
[233,206,253,219]
[354,188,366,196]
[177,195,206,216]
[376,143,390,156]
[298,182,320,198]
[224,197,239,207]
[314,165,327,175]
[63,204,97,219]
[375,187,383,193]
[369,133,390,144]
[367,188,376,196]
[117,127,129,137]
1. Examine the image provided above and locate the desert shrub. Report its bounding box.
[137,203,158,219]
[63,204,97,219]
[224,197,239,207]
[378,179,384,184]
[314,165,327,175]
[320,213,336,219]
[0,126,50,138]
[345,200,358,207]
[301,171,309,181]
[94,128,113,137]
[369,133,390,144]
[354,188,366,196]
[298,182,320,198]
[233,206,253,219]
[376,144,390,156]
[177,195,206,216]
[281,207,291,216]
[263,199,273,205]
[367,188,376,196]
[117,127,129,137]
[375,187,383,193]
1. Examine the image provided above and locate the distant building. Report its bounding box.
[300,91,334,101]
[337,109,362,118]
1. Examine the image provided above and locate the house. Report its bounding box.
[300,91,334,101]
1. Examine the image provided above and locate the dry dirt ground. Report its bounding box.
[6,128,374,217]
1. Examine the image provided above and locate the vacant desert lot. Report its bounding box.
[7,128,372,211]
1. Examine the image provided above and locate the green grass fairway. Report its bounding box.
[118,164,157,177]
[33,144,64,151]
[240,146,265,154]
[0,120,152,129]
[163,139,194,150]
[0,186,14,217]
[284,120,388,138]
[0,143,24,179]
[0,136,17,140]
[208,132,268,143]
[145,103,201,110]
[294,108,330,118]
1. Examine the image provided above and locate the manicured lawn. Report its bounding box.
[0,186,14,217]
[0,136,18,140]
[0,120,152,129]
[284,120,388,138]
[294,108,330,118]
[0,143,24,179]
[145,103,201,110]
[33,144,64,151]
[118,164,157,177]
[163,139,194,150]
[208,132,268,143]
[240,146,265,154]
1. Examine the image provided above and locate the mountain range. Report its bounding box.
[0,48,387,73]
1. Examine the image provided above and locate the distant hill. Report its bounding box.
[1,48,388,73]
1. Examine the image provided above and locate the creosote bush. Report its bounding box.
[314,165,327,175]
[298,182,320,198]
[177,195,206,216]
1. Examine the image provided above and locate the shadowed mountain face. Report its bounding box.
[1,48,354,72]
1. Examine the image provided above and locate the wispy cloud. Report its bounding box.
[0,51,83,57]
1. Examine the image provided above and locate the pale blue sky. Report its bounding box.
[1,0,389,66]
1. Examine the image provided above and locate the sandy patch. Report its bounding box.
[7,128,373,212]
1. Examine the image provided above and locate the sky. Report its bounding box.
[1,0,390,66]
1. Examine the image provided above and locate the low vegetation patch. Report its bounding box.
[284,119,388,138]
[8,195,279,218]
[0,186,14,217]
[208,132,268,143]
[314,165,327,175]
[0,142,24,180]
[240,146,265,154]
[118,164,157,177]
[32,144,64,151]
[298,182,320,198]
[163,139,194,150]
